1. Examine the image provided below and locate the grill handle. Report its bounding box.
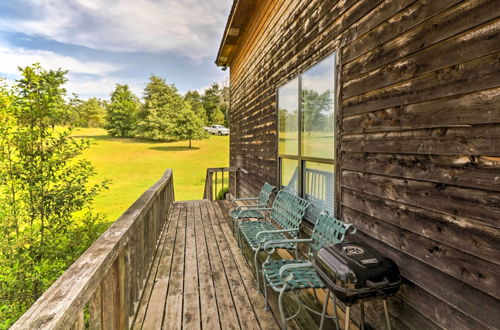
[366,278,390,289]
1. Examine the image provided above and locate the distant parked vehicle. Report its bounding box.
[204,125,230,135]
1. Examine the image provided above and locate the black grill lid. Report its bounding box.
[314,241,401,305]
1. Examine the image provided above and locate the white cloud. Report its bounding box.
[0,44,121,76]
[0,39,134,99]
[0,0,231,61]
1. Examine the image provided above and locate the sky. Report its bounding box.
[0,0,232,99]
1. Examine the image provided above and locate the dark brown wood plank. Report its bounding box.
[342,87,500,134]
[193,201,222,329]
[131,206,173,329]
[183,201,201,329]
[199,201,241,330]
[343,18,500,98]
[342,52,500,115]
[162,203,188,329]
[341,187,500,264]
[342,124,500,156]
[341,152,500,192]
[341,170,500,228]
[212,201,281,330]
[139,202,182,329]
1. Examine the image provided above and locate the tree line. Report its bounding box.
[67,75,229,148]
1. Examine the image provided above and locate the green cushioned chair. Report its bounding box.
[261,211,355,330]
[229,182,277,234]
[237,189,311,291]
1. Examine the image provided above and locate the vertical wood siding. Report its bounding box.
[227,0,500,328]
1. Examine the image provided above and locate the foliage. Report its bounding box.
[301,89,332,133]
[184,90,207,124]
[70,97,107,128]
[136,75,188,141]
[201,83,228,126]
[173,108,208,148]
[215,186,229,201]
[0,64,107,327]
[105,84,139,137]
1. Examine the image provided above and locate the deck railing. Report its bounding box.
[203,167,238,200]
[12,169,175,330]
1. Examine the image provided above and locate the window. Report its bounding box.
[278,53,336,222]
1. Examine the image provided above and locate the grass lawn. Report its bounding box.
[74,128,229,221]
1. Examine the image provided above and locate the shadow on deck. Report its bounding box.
[132,200,279,329]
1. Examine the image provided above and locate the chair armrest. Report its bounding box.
[263,238,313,251]
[255,228,299,242]
[237,204,267,209]
[231,197,259,206]
[279,262,313,281]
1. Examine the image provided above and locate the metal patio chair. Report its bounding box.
[236,189,311,291]
[261,211,356,330]
[229,182,277,234]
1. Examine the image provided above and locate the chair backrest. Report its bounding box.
[258,183,277,205]
[270,190,311,237]
[309,211,356,258]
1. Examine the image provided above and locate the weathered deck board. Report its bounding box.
[133,200,280,329]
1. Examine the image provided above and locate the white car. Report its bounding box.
[204,125,230,135]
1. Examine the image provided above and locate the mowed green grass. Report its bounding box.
[74,128,229,221]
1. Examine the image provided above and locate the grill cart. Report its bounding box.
[314,242,401,330]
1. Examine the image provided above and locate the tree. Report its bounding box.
[136,75,187,141]
[301,89,332,134]
[184,90,207,124]
[71,97,106,127]
[212,108,225,125]
[173,108,208,148]
[0,64,107,326]
[201,83,224,125]
[105,84,139,137]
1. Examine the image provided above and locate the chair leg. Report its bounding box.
[263,274,269,310]
[319,288,330,330]
[254,248,260,291]
[278,285,288,330]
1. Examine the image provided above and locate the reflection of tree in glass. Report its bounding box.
[278,108,298,132]
[302,89,332,134]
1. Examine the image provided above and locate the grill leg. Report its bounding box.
[360,303,365,330]
[319,288,330,330]
[333,295,339,330]
[345,306,350,330]
[383,300,391,330]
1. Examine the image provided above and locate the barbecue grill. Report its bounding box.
[313,241,401,330]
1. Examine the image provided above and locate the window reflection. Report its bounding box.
[301,55,335,159]
[278,78,299,156]
[303,161,334,221]
[281,158,298,194]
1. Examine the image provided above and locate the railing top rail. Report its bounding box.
[206,167,238,173]
[12,169,174,330]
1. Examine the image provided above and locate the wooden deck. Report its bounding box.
[132,199,280,330]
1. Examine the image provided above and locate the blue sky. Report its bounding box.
[0,0,231,99]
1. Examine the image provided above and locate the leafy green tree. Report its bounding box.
[212,108,226,125]
[136,75,186,141]
[105,84,139,137]
[0,64,107,326]
[173,108,208,148]
[71,97,106,127]
[301,89,332,134]
[201,83,223,125]
[184,90,207,124]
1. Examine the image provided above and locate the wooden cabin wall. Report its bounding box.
[227,0,500,329]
